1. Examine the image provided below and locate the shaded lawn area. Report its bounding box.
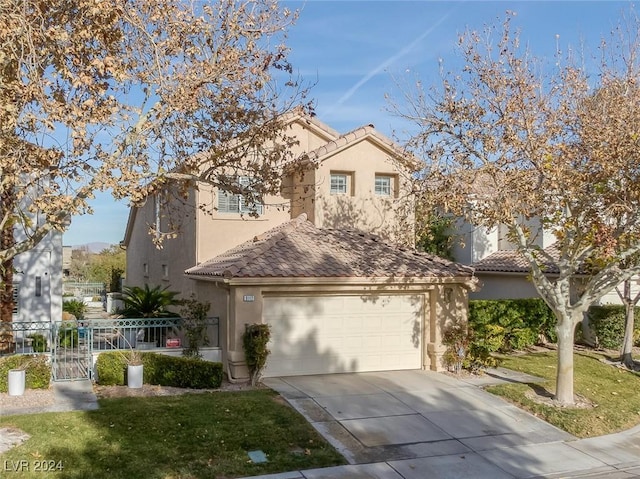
[0,389,345,478]
[487,350,640,438]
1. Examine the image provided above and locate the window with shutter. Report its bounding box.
[217,176,263,215]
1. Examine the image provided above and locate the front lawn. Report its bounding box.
[487,349,640,438]
[0,389,345,478]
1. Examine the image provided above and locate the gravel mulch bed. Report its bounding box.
[93,380,257,399]
[0,388,56,413]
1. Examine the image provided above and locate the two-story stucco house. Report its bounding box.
[121,111,476,378]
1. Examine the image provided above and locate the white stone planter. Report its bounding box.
[127,364,143,389]
[8,369,26,396]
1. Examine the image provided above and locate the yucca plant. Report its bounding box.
[119,284,180,318]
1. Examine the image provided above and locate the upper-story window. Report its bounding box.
[330,172,354,196]
[375,174,399,198]
[375,175,392,196]
[330,174,347,195]
[218,176,264,215]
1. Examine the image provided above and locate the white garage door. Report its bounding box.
[263,294,423,377]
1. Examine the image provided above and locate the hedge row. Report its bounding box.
[0,355,50,393]
[587,305,640,350]
[468,298,557,353]
[95,352,223,389]
[468,300,640,353]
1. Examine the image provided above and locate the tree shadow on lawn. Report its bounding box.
[6,390,344,479]
[597,351,640,375]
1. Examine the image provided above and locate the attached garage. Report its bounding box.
[186,214,476,379]
[263,294,423,377]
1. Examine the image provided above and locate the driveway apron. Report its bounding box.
[263,369,576,475]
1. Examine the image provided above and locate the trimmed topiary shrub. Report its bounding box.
[243,323,271,386]
[95,351,223,389]
[143,354,223,389]
[0,355,50,393]
[587,305,640,350]
[469,299,557,352]
[95,351,128,386]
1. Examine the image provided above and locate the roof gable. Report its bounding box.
[300,125,419,172]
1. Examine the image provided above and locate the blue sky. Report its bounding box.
[62,0,633,246]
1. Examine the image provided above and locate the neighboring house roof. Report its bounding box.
[185,214,474,280]
[472,244,562,274]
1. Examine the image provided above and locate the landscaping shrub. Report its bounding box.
[179,295,211,358]
[62,299,87,320]
[442,323,497,373]
[0,355,50,393]
[58,321,79,348]
[243,323,271,386]
[469,299,556,352]
[587,305,640,350]
[28,333,48,352]
[96,351,223,389]
[95,351,128,386]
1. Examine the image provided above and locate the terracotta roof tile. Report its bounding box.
[472,244,562,274]
[186,214,474,280]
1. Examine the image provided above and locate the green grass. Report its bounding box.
[487,350,640,438]
[0,390,345,478]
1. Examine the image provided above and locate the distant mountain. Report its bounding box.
[71,242,113,254]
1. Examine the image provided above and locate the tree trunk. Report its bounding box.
[0,182,16,353]
[620,279,636,368]
[0,205,15,325]
[555,314,576,405]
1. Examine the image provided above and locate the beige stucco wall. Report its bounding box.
[286,119,338,155]
[281,136,416,247]
[192,118,342,263]
[311,138,415,246]
[123,189,198,298]
[195,183,291,263]
[470,274,539,300]
[426,284,469,371]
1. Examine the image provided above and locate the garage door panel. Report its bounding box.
[263,294,423,377]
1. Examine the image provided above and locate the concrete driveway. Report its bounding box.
[259,369,624,479]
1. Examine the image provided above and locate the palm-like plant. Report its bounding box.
[119,284,181,318]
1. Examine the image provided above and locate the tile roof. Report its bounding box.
[472,244,562,274]
[186,214,474,280]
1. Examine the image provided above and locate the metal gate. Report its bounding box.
[52,321,92,381]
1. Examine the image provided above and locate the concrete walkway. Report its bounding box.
[241,369,640,479]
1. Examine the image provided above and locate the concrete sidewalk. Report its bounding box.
[241,370,640,479]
